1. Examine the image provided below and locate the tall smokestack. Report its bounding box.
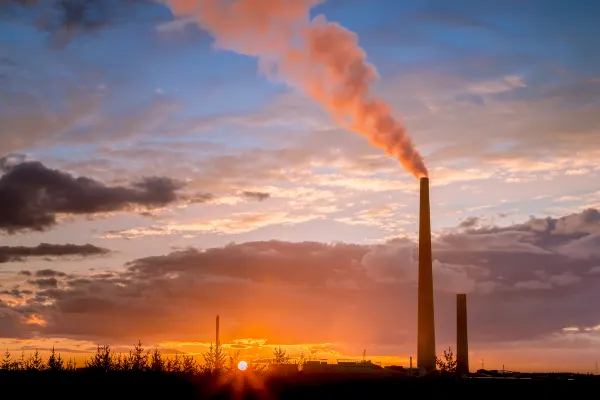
[456,294,469,375]
[418,177,436,372]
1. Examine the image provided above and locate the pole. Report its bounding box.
[216,315,220,370]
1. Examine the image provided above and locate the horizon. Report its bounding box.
[1,0,600,375]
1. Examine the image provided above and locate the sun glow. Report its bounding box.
[237,360,248,371]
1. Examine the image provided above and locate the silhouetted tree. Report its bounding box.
[47,347,64,371]
[85,345,116,372]
[247,361,267,375]
[18,351,26,370]
[166,353,182,373]
[66,357,77,372]
[181,355,198,375]
[201,343,227,375]
[26,350,45,371]
[435,347,457,374]
[128,341,149,372]
[227,350,241,372]
[272,347,290,364]
[1,349,13,371]
[150,348,165,373]
[297,350,306,370]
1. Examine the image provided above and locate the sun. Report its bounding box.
[237,360,248,371]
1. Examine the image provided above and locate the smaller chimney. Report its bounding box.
[456,294,469,375]
[216,315,220,369]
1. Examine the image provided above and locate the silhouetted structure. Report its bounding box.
[456,294,469,375]
[216,315,220,371]
[418,177,436,372]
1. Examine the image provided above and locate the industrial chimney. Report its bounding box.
[216,315,220,370]
[456,294,469,375]
[417,177,436,372]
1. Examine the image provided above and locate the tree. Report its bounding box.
[128,341,149,372]
[85,345,116,372]
[435,347,457,374]
[227,350,241,372]
[18,351,26,371]
[47,346,64,372]
[297,350,306,370]
[26,350,46,371]
[202,343,227,375]
[181,355,198,375]
[166,353,182,373]
[247,361,267,375]
[272,347,290,364]
[1,349,12,371]
[66,358,77,372]
[149,348,165,373]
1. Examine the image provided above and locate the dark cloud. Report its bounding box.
[1,0,161,48]
[0,243,110,263]
[1,209,599,356]
[411,11,497,30]
[458,216,480,229]
[0,288,33,299]
[242,191,270,201]
[35,269,68,277]
[28,277,59,289]
[0,158,199,233]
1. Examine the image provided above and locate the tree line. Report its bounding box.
[0,341,295,375]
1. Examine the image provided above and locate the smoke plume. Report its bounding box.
[166,0,428,178]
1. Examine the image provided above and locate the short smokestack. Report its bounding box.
[216,315,220,369]
[456,294,469,375]
[418,177,436,372]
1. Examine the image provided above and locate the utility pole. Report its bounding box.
[595,361,598,375]
[481,357,484,370]
[363,349,366,362]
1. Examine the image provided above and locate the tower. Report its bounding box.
[216,315,220,369]
[456,294,469,375]
[417,177,436,372]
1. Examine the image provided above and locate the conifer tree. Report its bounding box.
[272,347,290,364]
[128,341,149,372]
[150,348,165,372]
[47,346,64,371]
[66,358,77,372]
[202,343,227,375]
[1,349,11,371]
[85,345,115,372]
[182,355,198,375]
[27,350,45,371]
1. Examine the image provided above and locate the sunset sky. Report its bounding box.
[1,0,600,373]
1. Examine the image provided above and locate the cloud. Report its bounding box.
[459,216,480,229]
[34,269,68,278]
[27,277,59,289]
[1,0,159,48]
[336,203,412,232]
[0,243,110,263]
[241,191,270,201]
[0,158,211,233]
[104,211,323,239]
[1,208,599,356]
[468,75,527,95]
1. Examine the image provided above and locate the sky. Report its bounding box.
[1,0,600,373]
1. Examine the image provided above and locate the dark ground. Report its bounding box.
[2,372,599,399]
